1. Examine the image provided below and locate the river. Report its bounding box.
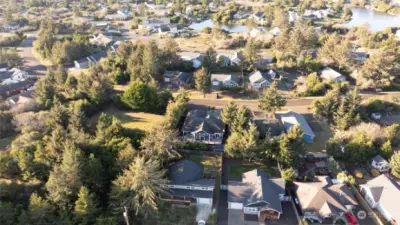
[345,7,400,31]
[189,19,248,33]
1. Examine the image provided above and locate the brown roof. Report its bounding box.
[295,176,357,217]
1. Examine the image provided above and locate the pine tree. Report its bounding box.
[381,140,393,159]
[74,186,98,224]
[231,106,252,133]
[258,82,287,116]
[25,193,55,223]
[221,102,238,128]
[195,68,211,94]
[390,152,400,179]
[202,47,217,73]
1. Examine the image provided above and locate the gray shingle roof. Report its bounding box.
[182,109,224,134]
[168,188,214,199]
[276,111,315,137]
[168,159,204,185]
[372,155,387,164]
[361,175,400,224]
[211,74,239,85]
[228,169,285,213]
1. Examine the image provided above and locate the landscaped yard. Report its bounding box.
[304,114,332,153]
[90,106,164,131]
[189,154,221,178]
[228,163,279,178]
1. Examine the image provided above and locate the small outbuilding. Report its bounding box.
[371,155,390,173]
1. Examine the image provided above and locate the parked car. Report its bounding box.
[345,212,358,225]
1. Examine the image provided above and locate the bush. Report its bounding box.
[354,170,363,179]
[202,27,212,34]
[182,142,209,151]
[221,86,243,92]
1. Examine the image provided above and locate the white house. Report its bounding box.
[360,175,400,225]
[270,27,281,36]
[179,52,204,68]
[1,68,28,85]
[228,169,287,221]
[248,70,277,89]
[319,67,346,82]
[288,11,301,23]
[371,155,390,172]
[162,159,215,206]
[210,74,239,87]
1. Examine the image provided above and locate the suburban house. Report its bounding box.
[270,27,281,36]
[228,169,287,221]
[117,9,132,20]
[1,68,28,85]
[211,74,240,88]
[182,109,225,144]
[74,51,108,69]
[216,54,231,67]
[158,24,183,35]
[6,90,35,106]
[254,117,283,138]
[4,22,21,30]
[91,33,114,47]
[288,11,301,23]
[360,175,400,225]
[0,79,35,99]
[140,17,170,30]
[276,111,315,143]
[230,52,244,66]
[178,52,204,68]
[250,12,265,21]
[161,159,215,206]
[248,70,277,89]
[295,176,358,224]
[163,71,192,86]
[319,67,346,82]
[0,63,7,72]
[371,155,390,173]
[233,11,249,19]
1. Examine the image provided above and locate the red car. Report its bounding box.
[345,212,359,225]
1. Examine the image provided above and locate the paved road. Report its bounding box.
[17,32,47,77]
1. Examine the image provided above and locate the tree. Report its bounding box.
[221,102,238,128]
[318,33,350,69]
[77,66,113,106]
[231,106,253,133]
[258,82,287,116]
[55,64,68,87]
[305,72,325,95]
[74,186,98,224]
[390,152,400,179]
[279,125,305,167]
[24,193,55,224]
[141,125,180,165]
[0,111,13,138]
[110,157,168,216]
[272,7,289,28]
[311,88,340,123]
[160,37,180,69]
[282,168,295,182]
[380,140,393,159]
[121,80,158,112]
[46,141,84,210]
[243,38,260,69]
[195,68,211,94]
[225,123,259,160]
[0,48,23,68]
[141,40,160,83]
[202,47,217,73]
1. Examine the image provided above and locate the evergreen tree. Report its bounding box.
[74,186,98,224]
[110,157,168,217]
[258,82,287,116]
[231,106,252,133]
[312,88,340,123]
[195,68,211,94]
[202,47,217,73]
[381,140,393,159]
[390,152,400,179]
[221,102,238,128]
[279,125,304,167]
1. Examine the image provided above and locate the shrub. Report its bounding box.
[182,142,209,151]
[354,170,363,179]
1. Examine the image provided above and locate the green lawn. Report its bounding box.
[228,163,279,178]
[0,135,17,149]
[90,106,164,131]
[189,155,220,178]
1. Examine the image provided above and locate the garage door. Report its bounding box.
[197,198,212,205]
[228,202,243,209]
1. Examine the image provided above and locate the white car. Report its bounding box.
[197,220,206,225]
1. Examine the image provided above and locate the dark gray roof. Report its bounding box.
[211,74,239,85]
[182,109,224,134]
[228,169,285,213]
[0,63,7,68]
[75,51,108,64]
[0,71,13,81]
[168,188,214,199]
[372,155,387,164]
[254,118,283,137]
[254,11,265,18]
[0,80,35,95]
[164,71,192,83]
[168,159,204,185]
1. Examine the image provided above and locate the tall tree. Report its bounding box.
[110,157,168,216]
[318,33,350,69]
[279,125,305,167]
[311,88,340,123]
[258,82,287,116]
[390,152,400,179]
[221,102,238,128]
[74,186,98,224]
[202,47,217,73]
[120,80,159,112]
[231,106,253,133]
[243,38,261,69]
[195,68,211,94]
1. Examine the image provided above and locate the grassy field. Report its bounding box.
[0,135,17,149]
[91,106,164,131]
[228,163,279,178]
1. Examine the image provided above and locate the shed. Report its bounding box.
[276,111,315,143]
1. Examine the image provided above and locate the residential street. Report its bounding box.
[17,31,47,77]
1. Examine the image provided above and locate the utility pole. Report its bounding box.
[123,207,130,225]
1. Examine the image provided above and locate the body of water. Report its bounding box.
[189,19,248,33]
[345,7,400,31]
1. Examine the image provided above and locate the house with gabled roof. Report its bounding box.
[74,51,108,69]
[228,169,287,221]
[319,67,346,82]
[276,111,315,143]
[371,155,390,172]
[182,109,225,144]
[163,71,192,86]
[295,176,358,224]
[161,159,215,206]
[178,52,204,68]
[250,11,265,21]
[360,175,400,225]
[248,70,277,89]
[211,74,239,88]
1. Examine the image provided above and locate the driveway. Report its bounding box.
[17,31,47,77]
